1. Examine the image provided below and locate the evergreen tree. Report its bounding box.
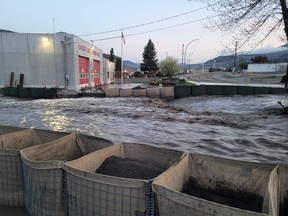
[140,39,158,72]
[251,56,269,63]
[109,48,115,62]
[115,57,122,77]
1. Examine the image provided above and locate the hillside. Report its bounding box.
[123,60,140,70]
[106,47,288,72]
[203,49,288,69]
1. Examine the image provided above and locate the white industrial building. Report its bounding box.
[247,63,287,73]
[0,31,115,91]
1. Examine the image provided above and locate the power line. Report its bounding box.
[91,15,218,42]
[78,5,212,37]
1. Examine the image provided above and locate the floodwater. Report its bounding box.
[0,94,287,163]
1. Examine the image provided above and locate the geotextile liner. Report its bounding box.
[153,153,279,216]
[279,165,288,216]
[63,143,184,216]
[20,132,113,216]
[0,128,68,207]
[0,124,25,135]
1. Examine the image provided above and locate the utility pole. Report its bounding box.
[181,44,184,77]
[233,41,238,71]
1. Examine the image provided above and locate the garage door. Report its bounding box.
[93,60,100,86]
[79,56,89,85]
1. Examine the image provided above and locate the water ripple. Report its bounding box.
[0,94,287,163]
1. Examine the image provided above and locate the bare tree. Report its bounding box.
[190,0,288,87]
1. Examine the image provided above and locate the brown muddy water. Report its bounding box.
[0,94,287,163]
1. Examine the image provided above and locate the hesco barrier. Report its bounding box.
[3,85,286,100]
[160,87,174,100]
[43,88,58,99]
[19,88,31,98]
[133,88,147,97]
[106,85,287,99]
[174,86,191,99]
[0,128,68,207]
[153,153,279,216]
[147,88,160,98]
[105,88,120,97]
[1,125,288,216]
[120,89,133,97]
[255,87,271,94]
[30,88,44,99]
[0,125,25,135]
[8,87,19,97]
[222,86,238,95]
[20,132,113,216]
[63,143,184,216]
[191,85,206,96]
[279,165,288,216]
[270,88,287,94]
[206,85,223,95]
[238,86,255,95]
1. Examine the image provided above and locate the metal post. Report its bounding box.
[184,39,199,77]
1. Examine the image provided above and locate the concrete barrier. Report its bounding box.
[105,88,119,97]
[133,89,147,97]
[120,89,133,97]
[160,87,174,100]
[147,88,160,98]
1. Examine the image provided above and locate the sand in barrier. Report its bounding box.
[95,155,166,180]
[0,206,28,216]
[152,153,279,216]
[181,176,263,213]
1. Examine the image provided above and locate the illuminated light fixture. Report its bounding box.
[42,34,49,42]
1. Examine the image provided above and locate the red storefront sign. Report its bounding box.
[78,44,100,57]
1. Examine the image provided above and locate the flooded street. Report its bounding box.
[0,94,287,163]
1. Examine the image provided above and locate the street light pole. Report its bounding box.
[181,44,184,77]
[184,39,199,76]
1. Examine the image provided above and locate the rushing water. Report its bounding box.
[0,94,287,163]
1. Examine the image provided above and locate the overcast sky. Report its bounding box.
[0,0,285,63]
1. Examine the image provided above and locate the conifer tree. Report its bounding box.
[109,48,115,62]
[140,39,158,73]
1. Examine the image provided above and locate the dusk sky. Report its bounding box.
[0,0,285,63]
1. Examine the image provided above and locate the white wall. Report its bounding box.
[247,63,287,73]
[0,33,67,88]
[0,32,104,91]
[102,59,116,85]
